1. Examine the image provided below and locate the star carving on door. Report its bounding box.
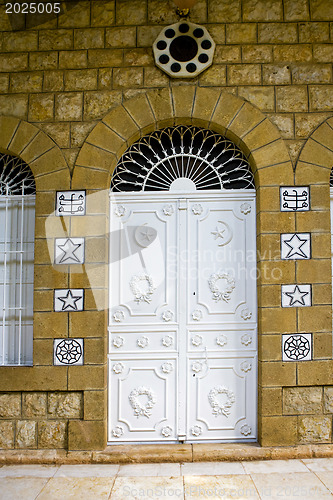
[211,221,232,247]
[211,226,225,239]
[134,224,157,247]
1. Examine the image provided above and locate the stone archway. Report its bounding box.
[0,116,70,191]
[73,87,293,190]
[72,87,295,447]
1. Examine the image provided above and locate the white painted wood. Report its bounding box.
[108,190,257,443]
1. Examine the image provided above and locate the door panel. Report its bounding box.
[109,358,177,442]
[187,356,256,440]
[110,200,178,325]
[108,191,257,443]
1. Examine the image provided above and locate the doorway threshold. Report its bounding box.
[1,443,333,465]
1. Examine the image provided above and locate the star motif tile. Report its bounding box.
[56,191,86,216]
[282,333,312,362]
[280,186,310,212]
[54,237,84,264]
[281,284,311,307]
[281,233,311,260]
[54,289,84,312]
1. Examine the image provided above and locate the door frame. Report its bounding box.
[108,188,258,444]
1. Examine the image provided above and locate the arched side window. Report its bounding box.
[111,125,254,192]
[0,153,36,366]
[331,171,333,328]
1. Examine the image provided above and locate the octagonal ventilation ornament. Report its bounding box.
[153,21,215,78]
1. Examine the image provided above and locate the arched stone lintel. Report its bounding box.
[0,116,70,191]
[72,87,293,190]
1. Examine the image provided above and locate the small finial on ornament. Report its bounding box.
[173,0,198,16]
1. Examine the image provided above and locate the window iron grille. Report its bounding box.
[0,153,35,366]
[111,126,254,192]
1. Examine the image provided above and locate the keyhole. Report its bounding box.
[193,292,195,295]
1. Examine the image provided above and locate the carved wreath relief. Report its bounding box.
[130,274,155,304]
[208,386,235,417]
[129,387,157,418]
[208,272,235,302]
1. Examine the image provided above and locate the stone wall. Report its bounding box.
[0,392,82,449]
[0,0,332,451]
[0,0,332,171]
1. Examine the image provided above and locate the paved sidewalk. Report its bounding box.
[0,458,333,499]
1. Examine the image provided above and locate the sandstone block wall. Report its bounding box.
[0,392,82,449]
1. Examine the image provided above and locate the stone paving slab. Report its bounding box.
[0,459,333,498]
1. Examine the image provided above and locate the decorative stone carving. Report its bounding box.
[112,426,124,438]
[208,386,235,417]
[130,275,155,304]
[216,335,227,347]
[113,336,124,348]
[112,362,124,374]
[153,21,215,79]
[161,362,173,374]
[240,361,252,373]
[137,336,149,348]
[129,387,157,418]
[192,309,202,321]
[163,204,174,216]
[240,202,251,215]
[191,425,202,437]
[161,426,172,437]
[240,424,251,436]
[208,272,235,302]
[134,225,157,248]
[211,221,232,247]
[162,310,174,322]
[113,310,125,322]
[241,334,252,346]
[192,204,203,215]
[114,205,126,216]
[191,334,203,347]
[241,308,252,320]
[192,361,203,373]
[162,335,174,347]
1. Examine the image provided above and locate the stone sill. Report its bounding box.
[1,443,333,464]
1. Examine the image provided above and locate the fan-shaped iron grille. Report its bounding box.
[0,153,36,195]
[111,126,255,192]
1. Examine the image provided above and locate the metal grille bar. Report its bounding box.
[0,154,35,366]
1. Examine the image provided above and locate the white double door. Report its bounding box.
[108,190,257,443]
